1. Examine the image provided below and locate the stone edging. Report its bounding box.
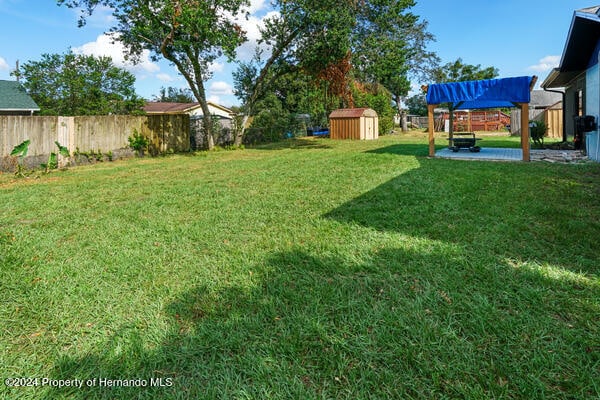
[530,150,588,163]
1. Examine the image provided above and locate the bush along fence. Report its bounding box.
[0,115,190,171]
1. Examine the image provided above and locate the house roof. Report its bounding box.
[0,80,40,112]
[143,102,202,114]
[329,108,378,118]
[143,101,233,115]
[542,6,600,88]
[530,90,562,108]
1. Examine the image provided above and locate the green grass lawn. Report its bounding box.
[1,134,598,399]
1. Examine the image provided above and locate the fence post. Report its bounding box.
[57,116,75,167]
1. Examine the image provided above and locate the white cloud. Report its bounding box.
[209,61,224,73]
[232,10,280,61]
[0,57,8,71]
[208,95,222,104]
[245,0,268,14]
[156,73,175,82]
[209,81,234,95]
[72,5,116,28]
[72,33,160,74]
[528,55,560,72]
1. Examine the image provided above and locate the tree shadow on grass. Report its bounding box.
[324,156,600,277]
[250,137,332,151]
[365,143,433,157]
[40,246,598,399]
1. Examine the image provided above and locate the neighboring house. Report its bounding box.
[143,101,235,149]
[0,80,40,115]
[143,101,233,122]
[510,90,563,138]
[541,5,600,161]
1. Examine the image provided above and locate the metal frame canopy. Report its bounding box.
[425,76,537,161]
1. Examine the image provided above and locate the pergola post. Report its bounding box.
[428,104,437,157]
[519,102,530,161]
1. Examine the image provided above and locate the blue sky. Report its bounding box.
[0,0,595,107]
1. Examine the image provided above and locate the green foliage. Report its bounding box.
[405,94,428,116]
[352,83,395,135]
[432,58,499,83]
[152,87,195,103]
[234,0,435,143]
[10,140,30,158]
[246,99,290,144]
[530,120,548,148]
[95,149,104,162]
[351,0,436,104]
[128,130,149,156]
[41,141,71,173]
[14,52,145,116]
[56,141,70,158]
[10,140,31,177]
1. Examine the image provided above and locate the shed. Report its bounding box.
[329,108,378,140]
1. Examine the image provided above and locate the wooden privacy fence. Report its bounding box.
[0,115,190,169]
[510,108,563,139]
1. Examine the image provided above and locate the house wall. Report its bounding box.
[564,84,579,138]
[586,53,600,161]
[188,103,233,119]
[190,116,234,150]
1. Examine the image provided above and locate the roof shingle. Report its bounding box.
[0,80,40,111]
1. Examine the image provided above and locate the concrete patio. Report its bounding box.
[435,147,589,163]
[435,147,522,161]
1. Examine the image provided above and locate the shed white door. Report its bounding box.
[365,117,374,140]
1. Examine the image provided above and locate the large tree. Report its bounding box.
[234,0,436,136]
[14,52,144,116]
[152,86,195,103]
[432,58,499,83]
[234,0,353,114]
[403,59,501,119]
[351,0,437,130]
[58,0,248,149]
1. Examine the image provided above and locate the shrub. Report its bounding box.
[128,130,149,156]
[530,120,547,148]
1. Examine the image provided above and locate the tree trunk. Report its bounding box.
[197,100,214,150]
[395,94,407,132]
[234,115,249,147]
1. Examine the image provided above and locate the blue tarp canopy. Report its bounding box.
[426,76,534,109]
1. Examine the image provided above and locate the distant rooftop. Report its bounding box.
[0,80,40,112]
[530,90,562,108]
[143,101,233,115]
[578,6,600,15]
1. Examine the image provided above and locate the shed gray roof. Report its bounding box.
[0,80,40,112]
